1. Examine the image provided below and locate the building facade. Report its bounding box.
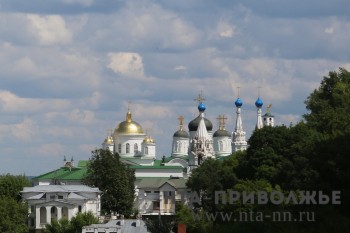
[21,185,101,233]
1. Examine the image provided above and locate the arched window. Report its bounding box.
[134,143,138,153]
[118,144,121,153]
[145,146,148,154]
[40,207,46,224]
[219,141,223,151]
[126,143,130,153]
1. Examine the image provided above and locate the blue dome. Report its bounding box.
[235,98,243,107]
[198,102,206,112]
[255,97,263,108]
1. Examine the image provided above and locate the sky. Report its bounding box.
[0,0,349,175]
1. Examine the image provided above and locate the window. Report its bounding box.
[118,144,121,153]
[153,201,160,210]
[58,195,63,199]
[145,146,148,154]
[78,205,82,212]
[50,195,55,200]
[126,143,130,153]
[134,143,138,153]
[145,191,151,194]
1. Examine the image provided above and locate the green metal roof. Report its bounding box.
[130,165,183,170]
[136,177,187,189]
[34,167,87,181]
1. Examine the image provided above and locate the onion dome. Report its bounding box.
[103,136,114,144]
[173,129,189,138]
[143,136,155,143]
[213,129,231,137]
[255,97,263,108]
[188,116,213,131]
[115,111,144,134]
[198,102,206,112]
[235,98,243,107]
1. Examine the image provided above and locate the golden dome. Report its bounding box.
[143,136,155,143]
[115,111,144,134]
[104,136,114,144]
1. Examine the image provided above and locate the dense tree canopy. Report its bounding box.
[0,174,31,233]
[180,68,350,233]
[43,212,99,233]
[84,149,135,216]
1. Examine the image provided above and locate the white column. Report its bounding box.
[46,206,51,224]
[57,207,62,220]
[35,207,40,229]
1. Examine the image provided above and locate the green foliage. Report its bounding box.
[304,67,350,136]
[0,197,28,233]
[43,212,99,233]
[145,215,176,233]
[175,203,213,233]
[0,174,31,233]
[0,174,31,201]
[182,67,350,233]
[84,149,136,216]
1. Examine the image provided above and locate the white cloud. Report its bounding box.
[324,27,334,34]
[174,65,188,71]
[0,91,71,114]
[33,143,66,157]
[63,0,94,7]
[12,118,38,142]
[107,52,145,78]
[27,14,72,45]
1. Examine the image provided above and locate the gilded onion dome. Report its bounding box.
[115,111,144,134]
[143,135,155,143]
[103,136,114,144]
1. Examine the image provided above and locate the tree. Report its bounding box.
[0,197,29,233]
[43,212,99,233]
[145,215,176,233]
[0,174,31,233]
[304,67,350,136]
[84,149,135,216]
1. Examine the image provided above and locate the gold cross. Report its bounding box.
[216,115,228,129]
[178,115,184,127]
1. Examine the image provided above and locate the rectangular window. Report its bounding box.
[58,195,63,199]
[153,201,160,210]
[50,195,55,200]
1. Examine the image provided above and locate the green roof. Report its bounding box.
[34,167,87,181]
[130,165,183,170]
[136,177,187,189]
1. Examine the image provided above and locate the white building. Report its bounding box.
[21,185,101,233]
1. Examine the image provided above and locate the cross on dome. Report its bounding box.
[194,91,205,104]
[216,115,228,130]
[178,115,184,130]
